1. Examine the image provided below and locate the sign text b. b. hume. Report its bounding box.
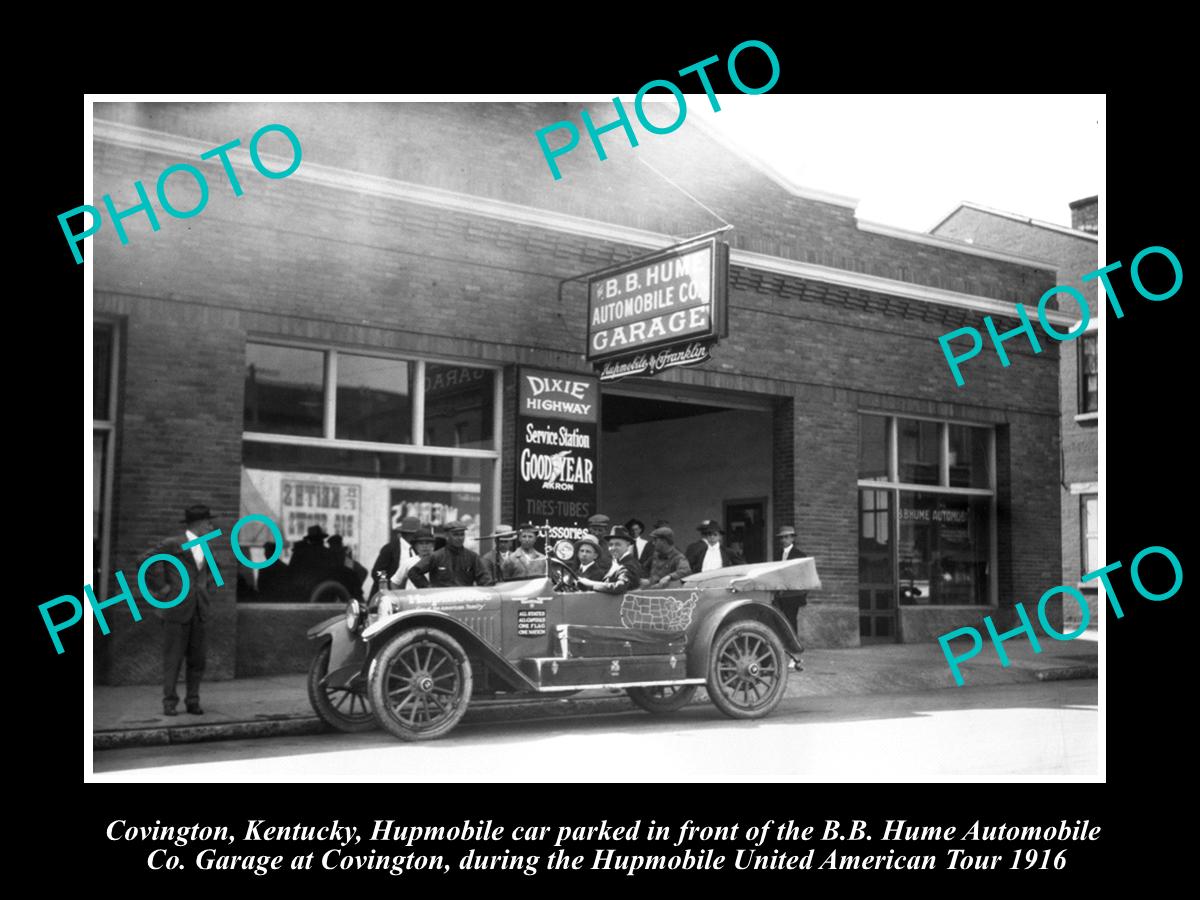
[515,368,599,536]
[587,237,729,381]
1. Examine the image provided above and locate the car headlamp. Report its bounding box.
[345,598,361,632]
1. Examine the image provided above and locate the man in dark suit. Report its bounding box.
[578,526,643,594]
[773,525,809,637]
[685,519,746,573]
[140,504,221,717]
[370,516,420,594]
[574,535,606,582]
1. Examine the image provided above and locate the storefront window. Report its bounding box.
[858,414,890,482]
[948,424,991,488]
[240,342,500,603]
[898,418,939,484]
[898,492,990,605]
[1079,332,1098,414]
[244,344,325,437]
[336,354,414,444]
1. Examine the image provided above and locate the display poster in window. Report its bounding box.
[390,486,482,549]
[587,237,729,382]
[515,367,599,543]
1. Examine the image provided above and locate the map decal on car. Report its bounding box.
[619,591,698,631]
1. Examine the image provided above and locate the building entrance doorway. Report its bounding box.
[598,386,774,562]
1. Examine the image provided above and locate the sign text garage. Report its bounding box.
[587,238,728,363]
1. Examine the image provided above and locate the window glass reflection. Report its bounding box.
[858,415,889,481]
[898,418,939,485]
[424,365,495,450]
[336,354,414,444]
[245,344,325,437]
[898,492,990,605]
[948,424,991,488]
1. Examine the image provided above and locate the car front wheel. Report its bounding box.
[706,619,788,719]
[369,627,472,741]
[626,684,698,714]
[307,643,376,733]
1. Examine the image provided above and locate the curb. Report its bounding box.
[1035,664,1099,682]
[94,665,1096,751]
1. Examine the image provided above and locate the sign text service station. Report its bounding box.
[587,237,730,382]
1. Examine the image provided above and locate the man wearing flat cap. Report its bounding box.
[371,516,421,594]
[407,520,494,588]
[578,525,643,594]
[573,513,613,572]
[647,526,692,588]
[773,525,809,635]
[685,519,745,573]
[139,504,221,717]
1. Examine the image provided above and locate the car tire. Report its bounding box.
[706,619,789,720]
[626,684,698,714]
[308,579,351,604]
[369,627,473,742]
[307,643,377,733]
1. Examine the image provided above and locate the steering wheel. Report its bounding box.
[548,557,579,592]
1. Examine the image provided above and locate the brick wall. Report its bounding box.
[92,105,1063,679]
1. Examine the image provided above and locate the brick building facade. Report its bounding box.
[90,102,1071,684]
[933,199,1099,629]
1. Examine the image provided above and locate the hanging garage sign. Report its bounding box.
[514,368,600,542]
[587,236,730,382]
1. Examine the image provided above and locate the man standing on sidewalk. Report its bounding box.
[141,504,220,717]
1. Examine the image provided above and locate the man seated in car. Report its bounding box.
[577,526,643,594]
[406,520,494,588]
[646,525,691,588]
[574,534,606,583]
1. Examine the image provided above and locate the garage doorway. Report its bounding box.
[598,386,774,562]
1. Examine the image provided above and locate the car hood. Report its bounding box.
[361,577,552,640]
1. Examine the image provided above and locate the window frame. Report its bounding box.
[93,318,121,598]
[1080,493,1099,580]
[242,337,504,539]
[857,412,998,609]
[1077,330,1098,416]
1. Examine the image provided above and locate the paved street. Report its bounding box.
[93,680,1097,781]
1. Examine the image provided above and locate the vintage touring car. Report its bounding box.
[306,552,820,741]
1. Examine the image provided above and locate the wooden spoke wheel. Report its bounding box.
[706,620,788,719]
[369,628,473,741]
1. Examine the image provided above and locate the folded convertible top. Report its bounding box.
[681,556,821,592]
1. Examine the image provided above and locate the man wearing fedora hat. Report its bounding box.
[578,525,643,594]
[481,524,518,582]
[773,525,809,636]
[371,516,421,594]
[140,504,221,717]
[685,519,745,573]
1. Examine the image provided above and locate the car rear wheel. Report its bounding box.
[307,643,376,733]
[369,627,472,741]
[626,684,697,714]
[707,619,788,719]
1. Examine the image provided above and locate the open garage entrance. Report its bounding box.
[598,385,775,563]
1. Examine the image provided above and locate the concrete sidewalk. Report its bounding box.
[93,633,1097,750]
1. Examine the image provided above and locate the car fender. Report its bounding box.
[364,609,538,692]
[687,598,804,679]
[307,614,365,689]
